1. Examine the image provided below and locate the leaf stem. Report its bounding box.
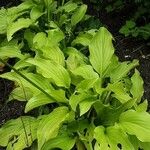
[104,91,111,104]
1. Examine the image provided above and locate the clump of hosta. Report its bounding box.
[0,27,150,150]
[0,1,150,150]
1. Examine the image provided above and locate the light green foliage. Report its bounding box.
[41,135,76,150]
[89,27,114,77]
[0,117,38,149]
[0,0,149,149]
[37,106,69,149]
[71,4,87,26]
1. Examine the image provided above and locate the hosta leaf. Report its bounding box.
[119,110,150,142]
[0,116,38,149]
[41,135,75,150]
[25,89,67,113]
[79,98,98,116]
[7,18,33,41]
[0,72,51,94]
[27,58,71,88]
[89,27,114,77]
[109,59,139,83]
[94,125,134,150]
[57,2,78,13]
[0,45,24,59]
[72,32,93,46]
[136,100,148,112]
[9,87,33,101]
[47,29,64,46]
[66,47,87,71]
[72,65,99,79]
[76,78,98,92]
[0,8,7,34]
[69,93,94,111]
[71,4,87,26]
[33,32,47,49]
[130,69,144,102]
[37,106,69,149]
[24,29,35,48]
[107,82,131,103]
[129,135,150,150]
[42,46,65,66]
[30,6,43,21]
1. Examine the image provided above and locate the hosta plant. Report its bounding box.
[0,26,150,150]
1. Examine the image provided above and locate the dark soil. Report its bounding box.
[0,0,150,143]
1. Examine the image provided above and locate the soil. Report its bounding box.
[0,0,150,146]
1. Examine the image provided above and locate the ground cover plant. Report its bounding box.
[0,0,150,150]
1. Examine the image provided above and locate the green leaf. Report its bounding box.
[72,32,93,46]
[79,98,98,116]
[71,4,87,26]
[47,29,64,46]
[69,93,94,111]
[27,58,71,88]
[0,8,7,34]
[25,89,67,113]
[119,110,150,142]
[41,134,75,150]
[7,18,33,41]
[9,87,33,101]
[24,29,35,48]
[130,69,144,102]
[89,27,114,77]
[66,47,87,71]
[0,45,24,59]
[0,72,51,94]
[109,59,139,83]
[94,125,134,150]
[0,116,38,149]
[57,2,78,13]
[72,65,99,79]
[42,46,65,66]
[37,106,69,149]
[136,100,148,112]
[107,82,131,103]
[30,6,43,21]
[126,20,136,29]
[76,78,98,92]
[33,32,47,49]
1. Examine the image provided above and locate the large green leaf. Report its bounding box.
[89,27,114,77]
[94,125,134,150]
[27,58,71,88]
[71,4,87,26]
[72,32,93,46]
[76,78,98,92]
[119,110,150,142]
[72,65,99,79]
[0,8,7,34]
[107,82,131,103]
[30,6,43,21]
[41,134,75,150]
[109,59,139,83]
[0,116,38,150]
[42,46,65,66]
[0,72,51,94]
[79,98,98,116]
[0,45,24,59]
[37,106,69,149]
[7,18,33,41]
[9,87,33,101]
[25,89,67,113]
[69,93,94,111]
[130,69,144,102]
